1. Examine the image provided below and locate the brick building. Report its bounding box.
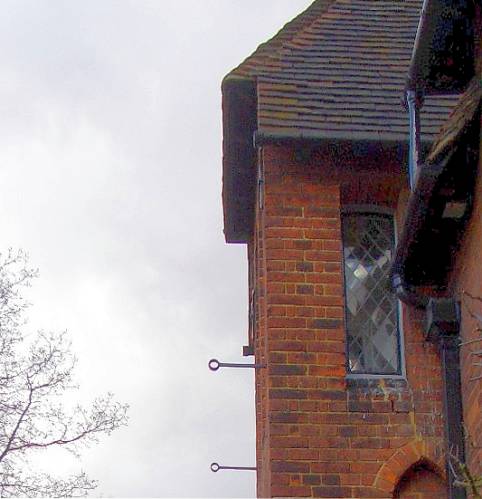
[221,1,481,497]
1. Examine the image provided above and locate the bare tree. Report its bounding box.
[450,453,482,499]
[0,249,128,497]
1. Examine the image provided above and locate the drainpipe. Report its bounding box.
[406,89,421,191]
[391,89,427,307]
[426,298,467,499]
[441,335,467,499]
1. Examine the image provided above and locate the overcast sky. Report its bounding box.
[0,1,314,497]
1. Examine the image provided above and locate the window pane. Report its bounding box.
[342,213,400,375]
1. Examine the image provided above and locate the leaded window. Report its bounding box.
[342,212,401,375]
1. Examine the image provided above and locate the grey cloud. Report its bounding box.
[0,1,313,496]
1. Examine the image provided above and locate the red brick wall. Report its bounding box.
[450,132,482,486]
[250,144,448,498]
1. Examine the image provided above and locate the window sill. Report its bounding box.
[346,375,407,389]
[346,377,412,413]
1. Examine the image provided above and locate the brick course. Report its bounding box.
[450,127,482,485]
[250,145,448,498]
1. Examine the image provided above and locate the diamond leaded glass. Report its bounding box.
[342,213,401,375]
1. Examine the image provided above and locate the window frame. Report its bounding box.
[341,205,406,379]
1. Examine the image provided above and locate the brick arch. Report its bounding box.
[373,439,445,495]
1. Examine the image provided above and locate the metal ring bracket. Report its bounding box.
[208,358,266,371]
[210,462,256,473]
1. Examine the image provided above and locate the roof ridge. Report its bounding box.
[224,0,336,82]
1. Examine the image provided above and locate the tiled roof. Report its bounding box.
[233,0,456,141]
[226,0,335,80]
[222,0,458,242]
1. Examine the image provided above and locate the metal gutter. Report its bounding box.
[391,88,428,308]
[406,0,436,92]
[406,0,475,95]
[253,129,428,148]
[389,160,443,308]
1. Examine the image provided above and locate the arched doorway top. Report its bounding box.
[373,439,445,495]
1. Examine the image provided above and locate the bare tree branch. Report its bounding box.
[0,250,129,497]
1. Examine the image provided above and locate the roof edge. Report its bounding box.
[222,75,257,244]
[224,0,336,81]
[254,129,434,148]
